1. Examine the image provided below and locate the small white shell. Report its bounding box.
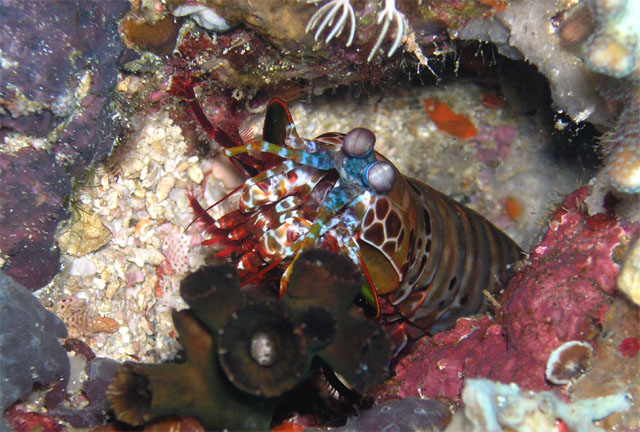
[173,5,231,32]
[250,331,278,366]
[545,340,593,385]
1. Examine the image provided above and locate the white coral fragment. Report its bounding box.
[306,0,356,47]
[173,4,230,32]
[617,237,640,305]
[455,378,630,432]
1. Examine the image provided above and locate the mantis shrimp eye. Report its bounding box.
[365,161,396,193]
[343,127,376,157]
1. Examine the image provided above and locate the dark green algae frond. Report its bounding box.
[107,249,391,430]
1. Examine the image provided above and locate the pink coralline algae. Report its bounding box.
[161,233,192,276]
[618,337,640,358]
[372,186,639,403]
[374,315,507,401]
[474,124,517,164]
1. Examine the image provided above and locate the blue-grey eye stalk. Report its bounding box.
[343,127,376,157]
[365,161,396,193]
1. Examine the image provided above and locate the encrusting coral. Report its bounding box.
[107,249,391,430]
[452,378,630,432]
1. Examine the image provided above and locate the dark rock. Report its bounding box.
[54,94,122,176]
[0,110,54,138]
[49,357,121,428]
[0,272,69,425]
[0,148,70,290]
[1,0,128,135]
[331,397,452,431]
[0,0,129,289]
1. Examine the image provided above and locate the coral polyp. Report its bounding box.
[306,0,357,47]
[305,0,407,61]
[367,0,406,62]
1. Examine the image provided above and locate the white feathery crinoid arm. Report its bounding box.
[306,0,356,47]
[367,0,406,62]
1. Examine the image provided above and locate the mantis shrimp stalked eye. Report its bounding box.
[183,82,522,345]
[365,161,396,193]
[343,127,376,156]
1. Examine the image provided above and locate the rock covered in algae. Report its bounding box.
[604,89,640,194]
[107,249,391,430]
[567,296,640,430]
[326,397,452,432]
[156,0,512,98]
[1,0,129,290]
[1,0,128,168]
[0,148,70,289]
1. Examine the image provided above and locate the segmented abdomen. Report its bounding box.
[383,178,521,332]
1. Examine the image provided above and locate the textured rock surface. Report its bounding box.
[49,357,121,428]
[1,0,128,143]
[312,397,452,432]
[0,0,129,290]
[0,148,70,290]
[617,237,640,305]
[0,272,69,428]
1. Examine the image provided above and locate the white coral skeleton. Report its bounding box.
[306,0,406,61]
